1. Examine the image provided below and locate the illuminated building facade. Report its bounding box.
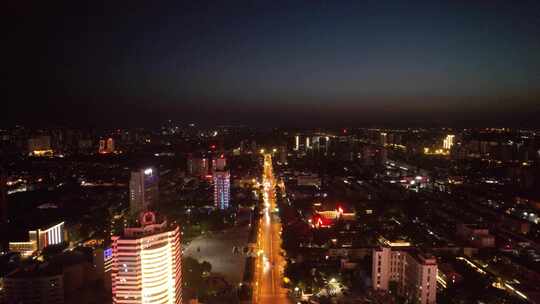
[212,155,227,172]
[312,203,356,228]
[129,167,159,214]
[294,135,300,151]
[28,136,53,157]
[213,171,230,210]
[9,222,66,256]
[373,247,437,304]
[99,137,115,154]
[443,134,455,150]
[380,132,388,146]
[111,212,182,304]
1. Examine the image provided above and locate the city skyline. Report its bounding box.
[2,1,540,303]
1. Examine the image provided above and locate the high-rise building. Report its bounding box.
[111,212,182,304]
[443,134,455,150]
[279,145,287,165]
[212,155,227,172]
[213,171,230,210]
[107,137,115,152]
[129,167,159,214]
[99,137,115,154]
[372,247,437,304]
[379,132,388,146]
[294,135,300,151]
[187,156,210,178]
[99,139,106,153]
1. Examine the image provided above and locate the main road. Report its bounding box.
[253,154,291,304]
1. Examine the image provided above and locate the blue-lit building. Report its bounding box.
[213,171,230,210]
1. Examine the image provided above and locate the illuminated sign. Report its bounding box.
[104,248,113,260]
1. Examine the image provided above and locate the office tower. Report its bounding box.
[213,171,230,210]
[0,169,7,225]
[305,137,311,149]
[279,145,287,165]
[111,212,182,304]
[107,137,115,152]
[212,155,227,172]
[9,222,66,256]
[379,132,388,146]
[99,137,115,154]
[129,167,159,214]
[294,135,300,151]
[187,156,210,178]
[372,247,437,304]
[443,134,455,150]
[99,139,106,153]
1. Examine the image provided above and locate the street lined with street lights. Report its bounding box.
[253,154,291,304]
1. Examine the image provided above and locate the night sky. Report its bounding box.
[5,1,540,127]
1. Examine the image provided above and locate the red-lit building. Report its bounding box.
[311,201,356,228]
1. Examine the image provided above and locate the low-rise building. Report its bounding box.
[9,222,67,256]
[456,224,495,248]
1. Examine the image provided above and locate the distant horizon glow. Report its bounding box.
[4,1,540,127]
